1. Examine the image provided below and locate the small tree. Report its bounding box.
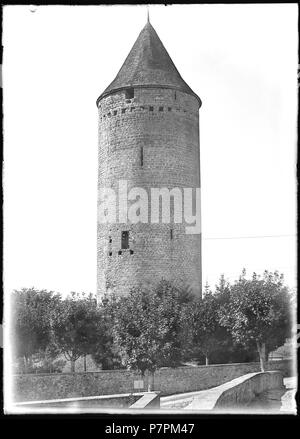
[108,280,192,390]
[52,293,100,372]
[11,288,60,372]
[91,298,123,370]
[188,284,230,365]
[219,270,292,371]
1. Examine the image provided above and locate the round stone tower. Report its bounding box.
[97,19,202,300]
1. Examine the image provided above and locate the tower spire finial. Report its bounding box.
[147,5,150,23]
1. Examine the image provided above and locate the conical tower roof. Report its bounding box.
[97,21,201,106]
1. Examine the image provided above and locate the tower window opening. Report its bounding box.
[170,229,173,240]
[109,236,112,244]
[159,106,163,112]
[118,250,122,255]
[149,106,154,111]
[109,251,112,256]
[125,88,134,99]
[174,91,177,100]
[140,146,143,167]
[130,250,134,255]
[121,231,129,249]
[113,110,117,116]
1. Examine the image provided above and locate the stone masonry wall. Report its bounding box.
[13,360,292,402]
[97,87,201,299]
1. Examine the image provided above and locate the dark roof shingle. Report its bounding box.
[97,22,201,106]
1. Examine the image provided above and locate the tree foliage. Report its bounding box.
[219,270,292,371]
[107,280,192,382]
[11,288,61,371]
[187,277,231,365]
[51,293,101,372]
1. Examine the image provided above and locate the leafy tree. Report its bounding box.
[52,293,101,372]
[11,288,60,372]
[90,299,123,370]
[219,270,292,371]
[108,280,192,389]
[187,289,230,366]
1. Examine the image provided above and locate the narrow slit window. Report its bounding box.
[170,229,173,240]
[140,146,143,167]
[109,251,112,256]
[174,91,177,100]
[109,236,112,244]
[125,88,134,99]
[121,231,129,249]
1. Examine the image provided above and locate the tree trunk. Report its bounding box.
[205,355,209,366]
[257,341,266,372]
[83,354,87,372]
[71,359,76,373]
[147,371,155,391]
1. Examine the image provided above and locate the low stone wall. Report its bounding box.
[215,371,284,409]
[13,359,293,403]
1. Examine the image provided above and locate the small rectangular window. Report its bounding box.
[109,251,112,256]
[159,106,163,112]
[149,106,154,111]
[140,146,143,167]
[170,229,173,240]
[113,110,117,116]
[168,107,172,112]
[122,108,126,114]
[125,88,134,99]
[121,231,129,249]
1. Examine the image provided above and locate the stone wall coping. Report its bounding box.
[13,360,289,377]
[15,391,158,406]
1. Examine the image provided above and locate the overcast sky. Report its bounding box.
[3,4,298,295]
